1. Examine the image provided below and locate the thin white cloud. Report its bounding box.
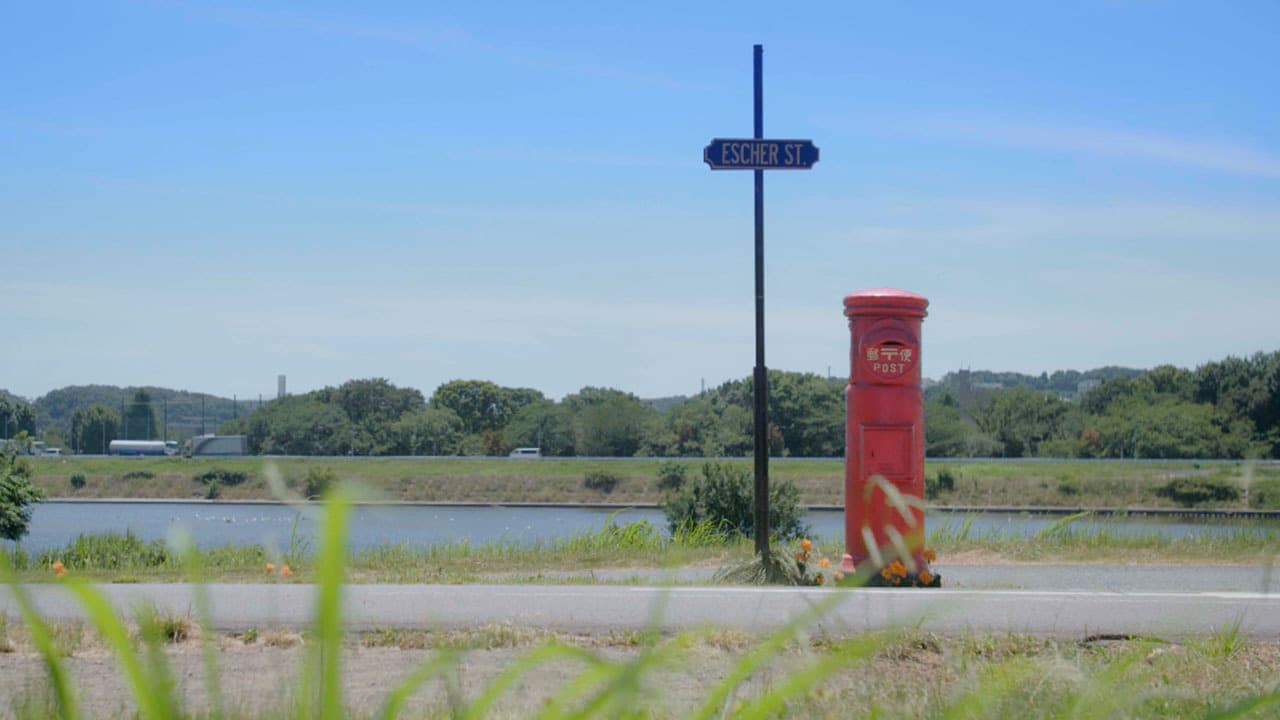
[826,112,1280,179]
[842,197,1280,250]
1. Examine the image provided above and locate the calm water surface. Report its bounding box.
[3,502,1275,554]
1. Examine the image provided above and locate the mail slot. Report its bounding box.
[842,288,929,573]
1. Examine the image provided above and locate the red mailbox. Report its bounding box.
[841,288,929,574]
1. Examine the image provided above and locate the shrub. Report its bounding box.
[925,468,957,499]
[655,461,688,492]
[663,461,809,541]
[1056,479,1080,496]
[303,467,338,500]
[1249,477,1280,510]
[38,531,171,569]
[0,439,44,542]
[69,473,87,490]
[1155,477,1240,507]
[583,470,620,494]
[121,470,155,480]
[193,468,247,486]
[205,481,221,500]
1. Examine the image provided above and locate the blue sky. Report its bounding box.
[3,1,1279,402]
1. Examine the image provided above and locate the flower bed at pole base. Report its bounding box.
[786,539,941,588]
[832,547,942,588]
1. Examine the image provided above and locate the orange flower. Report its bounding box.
[818,557,830,568]
[815,574,824,585]
[919,571,934,586]
[280,564,293,577]
[886,560,907,577]
[922,549,937,563]
[833,571,845,582]
[800,538,812,553]
[52,561,67,578]
[265,563,276,575]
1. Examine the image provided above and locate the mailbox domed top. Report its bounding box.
[843,288,929,318]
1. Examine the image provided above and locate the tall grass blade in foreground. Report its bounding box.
[730,634,882,720]
[689,591,845,720]
[932,659,1041,720]
[172,530,225,720]
[297,486,351,720]
[375,648,461,720]
[458,642,612,720]
[1205,692,1280,720]
[64,577,177,720]
[0,553,81,720]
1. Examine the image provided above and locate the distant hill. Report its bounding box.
[641,395,689,413]
[925,366,1146,418]
[35,385,265,440]
[931,366,1144,395]
[0,389,28,405]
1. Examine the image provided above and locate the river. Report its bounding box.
[2,501,1276,554]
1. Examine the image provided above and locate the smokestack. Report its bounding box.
[278,374,286,399]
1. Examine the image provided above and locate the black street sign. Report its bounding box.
[703,138,819,170]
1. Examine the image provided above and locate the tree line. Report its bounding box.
[4,349,1278,458]
[211,373,844,458]
[926,352,1280,459]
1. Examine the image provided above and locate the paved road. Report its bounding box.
[4,580,1277,640]
[505,563,1280,593]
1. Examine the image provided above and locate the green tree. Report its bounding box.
[687,371,844,458]
[0,433,45,542]
[1091,397,1249,459]
[564,387,659,456]
[70,404,121,454]
[0,392,36,440]
[390,407,465,455]
[924,393,969,457]
[503,401,576,456]
[430,380,544,435]
[664,397,753,457]
[1194,352,1280,456]
[123,389,158,440]
[764,372,843,457]
[974,386,1076,457]
[243,396,363,455]
[327,378,425,454]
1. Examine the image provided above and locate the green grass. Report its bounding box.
[27,456,1280,510]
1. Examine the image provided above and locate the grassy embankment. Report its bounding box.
[3,496,1278,719]
[28,456,1280,509]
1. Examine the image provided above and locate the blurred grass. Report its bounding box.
[3,492,1280,718]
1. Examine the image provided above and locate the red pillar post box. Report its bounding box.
[841,288,930,576]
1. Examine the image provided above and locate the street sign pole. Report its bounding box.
[752,44,769,558]
[703,45,818,562]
